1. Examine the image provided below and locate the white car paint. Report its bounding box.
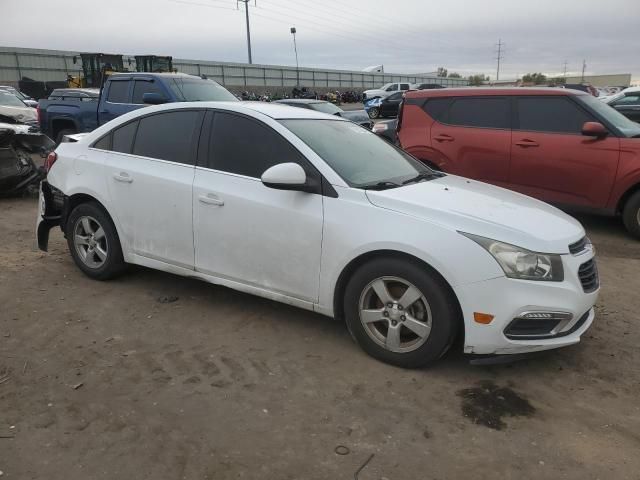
[39,101,598,357]
[362,82,411,101]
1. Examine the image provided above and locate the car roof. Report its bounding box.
[275,99,324,104]
[405,87,586,99]
[110,72,197,79]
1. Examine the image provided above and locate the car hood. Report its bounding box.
[0,105,37,124]
[363,89,385,96]
[365,175,584,254]
[339,109,370,123]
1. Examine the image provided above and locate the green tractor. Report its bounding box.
[135,56,174,73]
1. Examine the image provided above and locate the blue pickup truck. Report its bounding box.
[38,72,237,143]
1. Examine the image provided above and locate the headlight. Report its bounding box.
[461,233,564,282]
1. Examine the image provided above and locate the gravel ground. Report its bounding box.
[1,194,639,480]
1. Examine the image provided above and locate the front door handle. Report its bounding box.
[515,139,539,148]
[434,134,454,142]
[198,193,224,206]
[113,172,133,183]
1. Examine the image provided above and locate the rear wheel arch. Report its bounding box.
[51,119,78,142]
[64,194,119,239]
[333,249,463,329]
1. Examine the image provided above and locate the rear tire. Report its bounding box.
[343,257,459,368]
[66,202,125,280]
[622,191,640,238]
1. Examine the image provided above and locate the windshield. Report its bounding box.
[167,78,238,102]
[281,119,433,188]
[0,92,26,108]
[309,102,342,115]
[579,94,640,138]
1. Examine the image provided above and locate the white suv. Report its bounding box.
[37,102,598,367]
[362,82,412,101]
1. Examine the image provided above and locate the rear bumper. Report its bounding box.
[36,181,64,251]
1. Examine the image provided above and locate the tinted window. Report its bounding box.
[400,84,410,91]
[107,81,130,103]
[208,112,305,178]
[167,78,237,102]
[386,84,398,92]
[132,80,165,104]
[612,95,640,106]
[387,92,404,101]
[423,98,452,121]
[446,97,510,129]
[132,111,200,164]
[517,97,592,134]
[112,121,138,154]
[93,134,111,150]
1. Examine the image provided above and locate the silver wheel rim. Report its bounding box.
[358,276,432,353]
[368,108,379,118]
[73,215,108,269]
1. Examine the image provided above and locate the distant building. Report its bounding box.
[564,74,631,87]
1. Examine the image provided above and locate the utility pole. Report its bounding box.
[237,0,253,64]
[581,59,586,82]
[290,27,299,87]
[562,60,568,78]
[495,38,504,81]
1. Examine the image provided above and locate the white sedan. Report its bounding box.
[37,102,599,367]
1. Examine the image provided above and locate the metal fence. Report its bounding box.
[0,46,468,97]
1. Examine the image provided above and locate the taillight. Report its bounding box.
[44,151,57,173]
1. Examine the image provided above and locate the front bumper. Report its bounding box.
[456,251,599,355]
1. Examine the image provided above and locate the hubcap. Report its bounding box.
[73,216,108,269]
[358,276,432,353]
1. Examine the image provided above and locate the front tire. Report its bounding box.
[343,257,459,368]
[368,107,380,119]
[66,202,125,280]
[622,191,640,238]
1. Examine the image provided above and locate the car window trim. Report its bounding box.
[434,95,512,131]
[105,79,133,105]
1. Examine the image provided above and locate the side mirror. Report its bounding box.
[261,163,312,192]
[582,121,608,139]
[142,92,167,105]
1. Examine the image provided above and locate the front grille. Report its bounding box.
[569,236,588,255]
[578,259,599,293]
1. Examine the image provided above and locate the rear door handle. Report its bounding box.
[515,139,539,148]
[434,134,454,142]
[113,172,133,183]
[198,193,224,206]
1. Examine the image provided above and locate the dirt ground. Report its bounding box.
[1,194,639,480]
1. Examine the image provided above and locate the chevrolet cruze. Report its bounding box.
[37,102,599,367]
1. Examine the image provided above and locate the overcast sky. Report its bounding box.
[2,0,639,80]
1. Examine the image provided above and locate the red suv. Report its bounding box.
[397,88,640,237]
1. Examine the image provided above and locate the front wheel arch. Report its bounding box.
[333,250,463,332]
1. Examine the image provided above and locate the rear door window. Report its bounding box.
[516,96,593,134]
[106,80,130,103]
[445,97,510,129]
[112,121,138,154]
[422,98,453,121]
[132,110,201,165]
[132,80,165,104]
[400,84,410,91]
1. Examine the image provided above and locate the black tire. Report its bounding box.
[368,107,379,119]
[622,190,640,238]
[343,257,459,368]
[55,128,76,145]
[66,202,126,280]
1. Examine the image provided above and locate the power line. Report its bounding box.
[495,38,504,81]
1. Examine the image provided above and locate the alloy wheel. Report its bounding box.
[358,276,432,353]
[73,216,108,269]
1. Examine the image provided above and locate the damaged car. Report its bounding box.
[0,91,54,196]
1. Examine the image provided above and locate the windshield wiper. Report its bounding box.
[361,181,401,191]
[401,171,442,185]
